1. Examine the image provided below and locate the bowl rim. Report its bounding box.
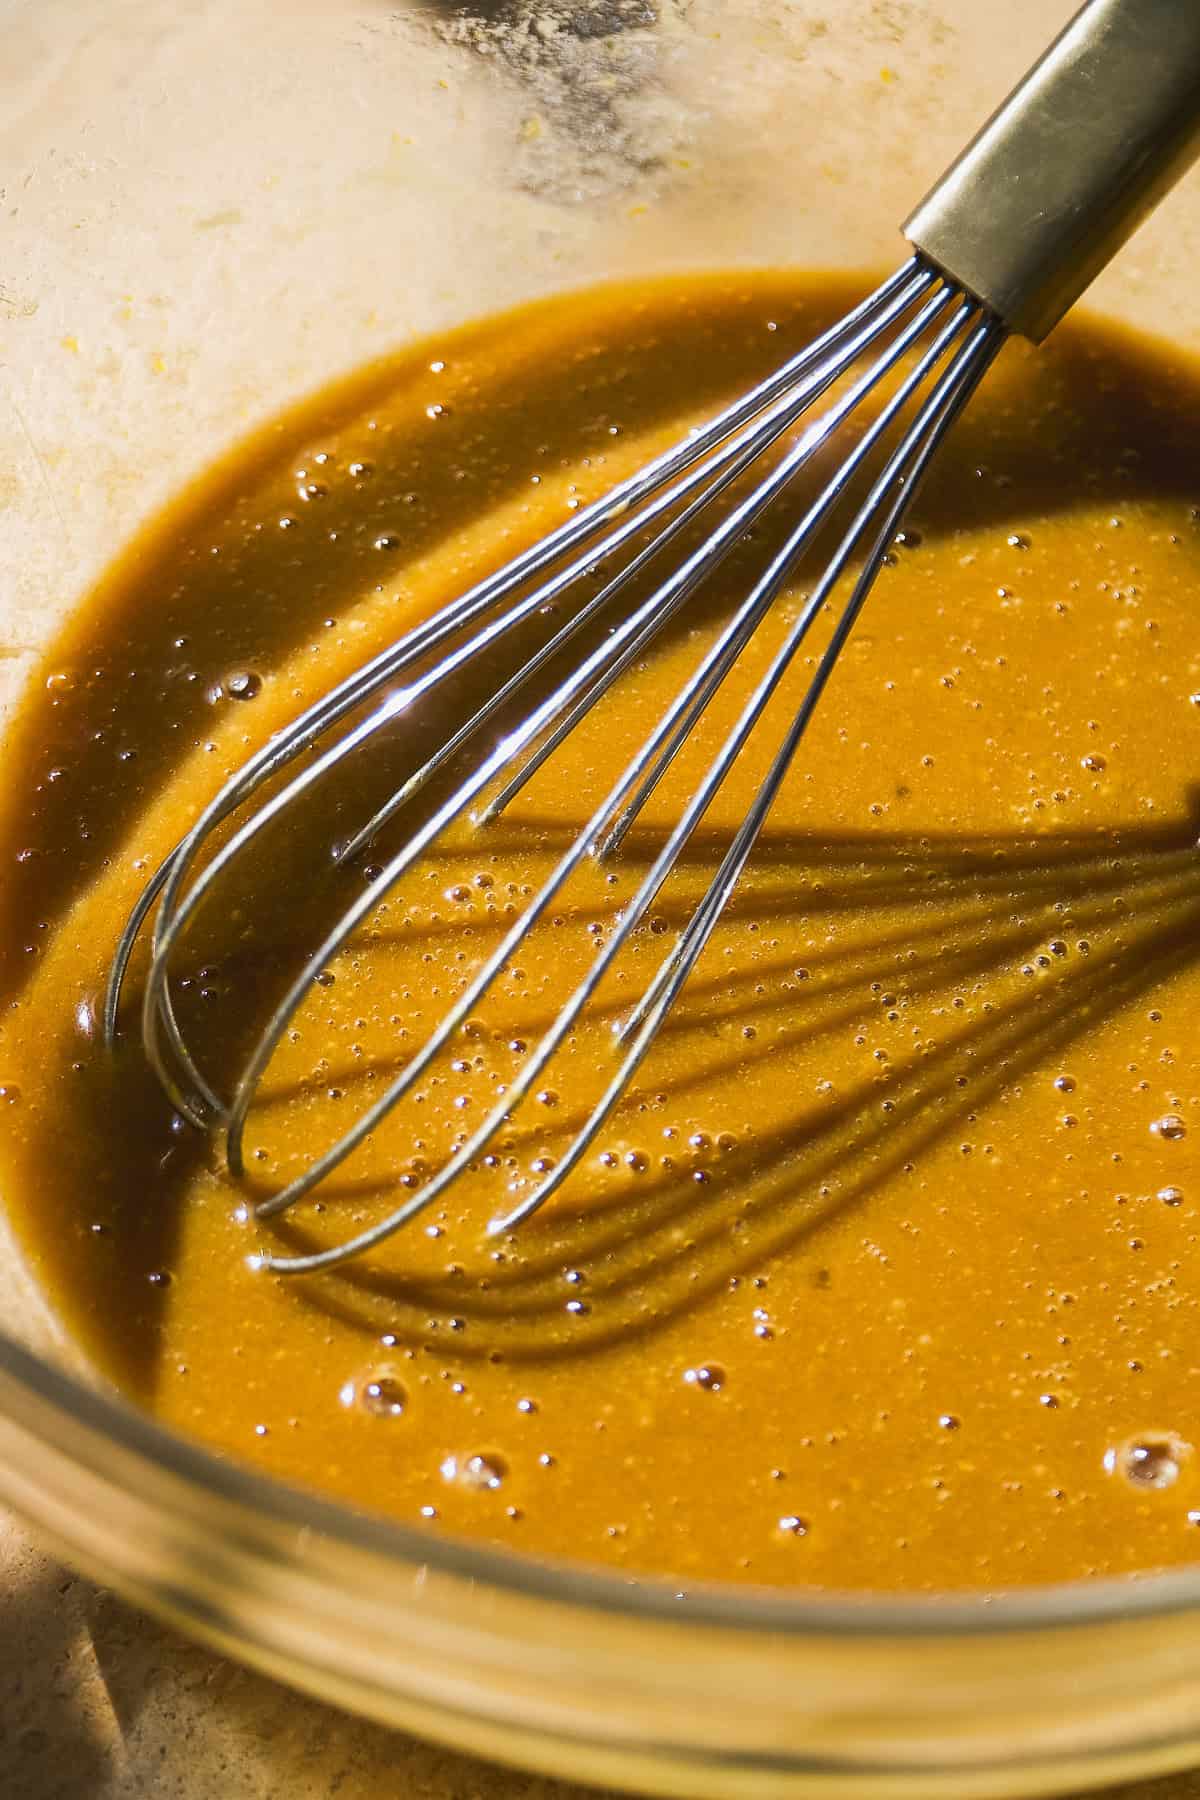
[7,1324,1200,1640]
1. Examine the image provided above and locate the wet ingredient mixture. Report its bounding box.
[4,272,1200,1593]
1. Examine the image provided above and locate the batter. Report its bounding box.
[3,271,1200,1592]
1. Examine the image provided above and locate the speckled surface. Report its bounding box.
[4,1509,1200,1800]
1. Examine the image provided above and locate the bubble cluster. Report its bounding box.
[683,1363,726,1392]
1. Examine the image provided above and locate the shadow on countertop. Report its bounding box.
[2,1513,613,1800]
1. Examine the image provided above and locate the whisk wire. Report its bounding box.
[231,279,970,1195]
[134,264,939,1122]
[249,294,1002,1272]
[170,272,950,1142]
[108,256,1015,1274]
[615,314,1006,1051]
[488,308,1004,1238]
[477,279,959,832]
[343,265,940,859]
[593,287,970,858]
[105,259,926,1046]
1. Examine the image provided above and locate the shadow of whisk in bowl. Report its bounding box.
[267,813,1200,1363]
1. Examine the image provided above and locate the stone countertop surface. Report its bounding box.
[5,1513,1200,1800]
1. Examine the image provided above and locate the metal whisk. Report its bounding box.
[107,0,1200,1273]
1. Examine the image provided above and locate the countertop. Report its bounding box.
[7,1515,1200,1800]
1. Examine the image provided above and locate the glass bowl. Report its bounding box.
[4,2,1200,1793]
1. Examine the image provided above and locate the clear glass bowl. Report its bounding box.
[4,2,1200,1793]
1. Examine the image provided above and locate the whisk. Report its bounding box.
[107,0,1200,1273]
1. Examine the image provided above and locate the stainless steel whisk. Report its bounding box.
[107,0,1200,1273]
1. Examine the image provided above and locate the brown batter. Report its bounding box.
[4,271,1200,1593]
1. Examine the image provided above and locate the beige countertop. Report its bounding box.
[5,1512,1200,1800]
[3,1514,594,1800]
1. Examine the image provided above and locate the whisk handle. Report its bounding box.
[903,0,1200,341]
